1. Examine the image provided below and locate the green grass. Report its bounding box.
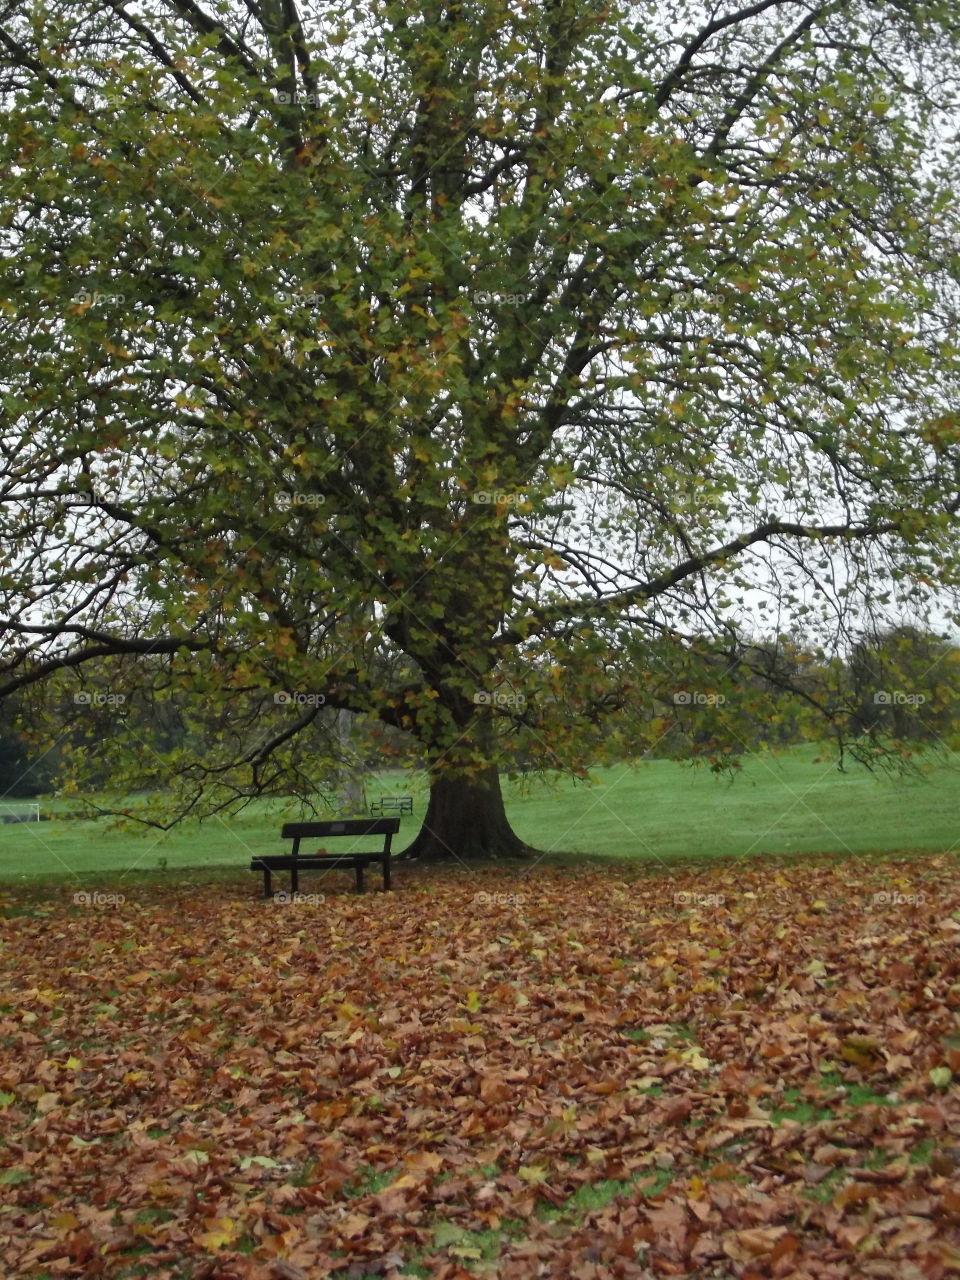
[506,745,960,862]
[345,1165,397,1198]
[1,745,958,880]
[357,1164,676,1277]
[537,1167,675,1224]
[770,1099,833,1125]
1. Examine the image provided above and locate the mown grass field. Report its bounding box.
[0,744,957,882]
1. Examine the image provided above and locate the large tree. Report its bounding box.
[1,0,959,858]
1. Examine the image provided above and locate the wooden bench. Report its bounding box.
[250,818,400,896]
[369,795,413,816]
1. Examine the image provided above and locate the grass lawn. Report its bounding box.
[508,744,960,862]
[1,854,959,1278]
[0,745,958,882]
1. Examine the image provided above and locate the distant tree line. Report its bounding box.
[1,625,956,802]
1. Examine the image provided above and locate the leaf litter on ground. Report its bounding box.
[1,854,960,1278]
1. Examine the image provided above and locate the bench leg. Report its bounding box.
[355,861,365,893]
[383,856,391,891]
[291,861,299,894]
[263,867,271,898]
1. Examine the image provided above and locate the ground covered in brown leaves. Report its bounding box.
[2,855,960,1280]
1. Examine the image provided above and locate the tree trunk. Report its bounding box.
[336,708,367,814]
[401,764,534,861]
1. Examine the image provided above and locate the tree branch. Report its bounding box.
[500,517,900,643]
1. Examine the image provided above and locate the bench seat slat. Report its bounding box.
[251,853,388,867]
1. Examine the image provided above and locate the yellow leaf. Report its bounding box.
[386,1173,419,1191]
[680,1048,711,1071]
[195,1217,238,1250]
[404,1150,444,1174]
[340,1211,371,1238]
[465,990,482,1013]
[518,1164,549,1184]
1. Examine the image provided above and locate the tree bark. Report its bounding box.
[401,764,534,861]
[336,708,367,814]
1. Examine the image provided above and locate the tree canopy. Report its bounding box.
[1,0,959,856]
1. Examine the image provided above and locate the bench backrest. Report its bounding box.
[281,819,400,839]
[280,818,400,858]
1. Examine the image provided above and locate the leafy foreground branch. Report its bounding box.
[1,855,960,1277]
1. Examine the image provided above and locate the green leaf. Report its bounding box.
[433,1221,470,1247]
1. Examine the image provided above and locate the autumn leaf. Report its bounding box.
[194,1217,239,1250]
